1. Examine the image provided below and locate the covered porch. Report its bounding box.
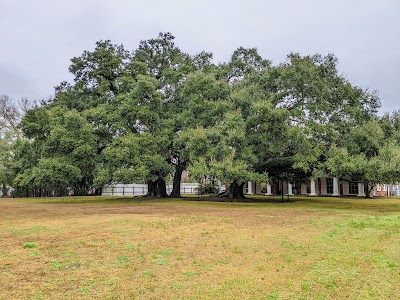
[245,178,367,197]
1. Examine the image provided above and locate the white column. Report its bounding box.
[255,183,262,194]
[373,186,376,197]
[310,180,317,196]
[320,178,327,195]
[282,181,288,195]
[301,184,307,194]
[247,181,253,194]
[266,184,272,195]
[342,181,349,195]
[218,180,223,193]
[287,183,294,195]
[333,177,340,196]
[357,183,365,197]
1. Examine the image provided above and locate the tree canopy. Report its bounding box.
[7,32,398,199]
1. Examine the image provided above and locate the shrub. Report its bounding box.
[195,183,218,194]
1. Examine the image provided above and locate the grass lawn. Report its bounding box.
[0,195,399,299]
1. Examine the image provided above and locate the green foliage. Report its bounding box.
[9,33,388,198]
[344,120,384,158]
[369,142,400,184]
[325,146,367,183]
[13,106,97,195]
[183,109,266,186]
[0,95,25,195]
[195,183,218,195]
[325,118,400,188]
[23,242,38,248]
[98,132,172,185]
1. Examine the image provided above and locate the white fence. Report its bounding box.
[101,183,200,196]
[176,183,200,194]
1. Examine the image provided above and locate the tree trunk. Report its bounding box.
[367,184,374,198]
[144,180,157,197]
[170,164,185,197]
[74,184,88,196]
[365,183,371,198]
[144,178,169,198]
[157,177,168,197]
[2,182,8,197]
[218,181,246,199]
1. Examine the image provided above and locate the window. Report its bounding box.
[349,182,358,195]
[326,178,333,194]
[383,184,387,191]
[377,185,381,192]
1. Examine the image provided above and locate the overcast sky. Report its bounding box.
[1,0,399,113]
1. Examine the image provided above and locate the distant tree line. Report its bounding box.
[1,32,400,198]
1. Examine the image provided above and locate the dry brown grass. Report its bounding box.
[0,196,399,299]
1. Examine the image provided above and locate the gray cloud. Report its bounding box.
[0,0,398,112]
